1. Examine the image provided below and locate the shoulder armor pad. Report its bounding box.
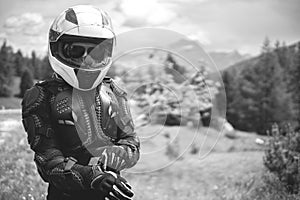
[22,85,47,116]
[36,73,63,86]
[109,79,127,97]
[37,74,70,94]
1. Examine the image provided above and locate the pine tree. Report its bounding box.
[40,56,53,79]
[274,41,293,82]
[258,38,278,132]
[272,41,294,123]
[236,38,281,134]
[19,69,34,98]
[13,49,25,77]
[31,50,42,79]
[289,42,300,125]
[0,41,14,97]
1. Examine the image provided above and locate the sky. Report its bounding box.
[0,0,299,56]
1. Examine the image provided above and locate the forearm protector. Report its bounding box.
[115,135,140,169]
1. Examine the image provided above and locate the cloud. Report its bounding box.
[164,0,208,5]
[187,31,211,45]
[159,16,211,46]
[114,0,210,45]
[4,12,45,36]
[2,12,47,55]
[0,32,7,39]
[169,0,300,54]
[118,0,177,27]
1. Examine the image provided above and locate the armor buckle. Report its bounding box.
[64,157,77,171]
[88,157,101,166]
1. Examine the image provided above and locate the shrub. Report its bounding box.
[19,69,34,98]
[263,123,300,193]
[243,171,300,200]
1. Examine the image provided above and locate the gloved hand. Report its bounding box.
[91,171,134,200]
[95,146,129,172]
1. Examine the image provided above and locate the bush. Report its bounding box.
[243,171,300,200]
[264,123,300,193]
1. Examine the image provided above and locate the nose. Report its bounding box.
[83,55,95,66]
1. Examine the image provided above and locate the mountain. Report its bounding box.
[208,51,251,71]
[169,38,251,71]
[112,37,251,73]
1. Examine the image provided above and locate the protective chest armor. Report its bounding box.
[46,77,132,160]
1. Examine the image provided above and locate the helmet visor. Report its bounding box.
[53,34,114,71]
[60,39,113,70]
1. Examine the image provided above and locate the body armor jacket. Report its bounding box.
[22,74,140,199]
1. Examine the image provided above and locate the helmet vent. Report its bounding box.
[65,8,78,25]
[74,68,79,75]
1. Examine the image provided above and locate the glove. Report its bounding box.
[96,146,129,172]
[91,171,134,200]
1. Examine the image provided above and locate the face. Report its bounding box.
[55,38,113,90]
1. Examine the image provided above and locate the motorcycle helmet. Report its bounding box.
[48,5,115,90]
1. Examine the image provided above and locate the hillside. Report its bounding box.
[225,42,298,74]
[216,41,300,134]
[0,110,275,200]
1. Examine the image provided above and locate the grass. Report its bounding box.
[0,111,295,199]
[0,97,22,109]
[0,76,25,109]
[0,111,47,200]
[125,151,263,200]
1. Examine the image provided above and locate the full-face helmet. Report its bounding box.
[48,5,115,90]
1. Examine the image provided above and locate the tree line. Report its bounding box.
[1,37,299,134]
[223,38,300,134]
[0,41,53,98]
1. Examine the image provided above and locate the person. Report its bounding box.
[21,5,140,200]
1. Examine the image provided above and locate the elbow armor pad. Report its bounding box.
[22,85,55,150]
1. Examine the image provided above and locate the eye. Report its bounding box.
[87,47,95,54]
[62,43,71,58]
[69,45,86,58]
[63,43,86,58]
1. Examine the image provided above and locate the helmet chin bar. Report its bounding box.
[77,69,101,90]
